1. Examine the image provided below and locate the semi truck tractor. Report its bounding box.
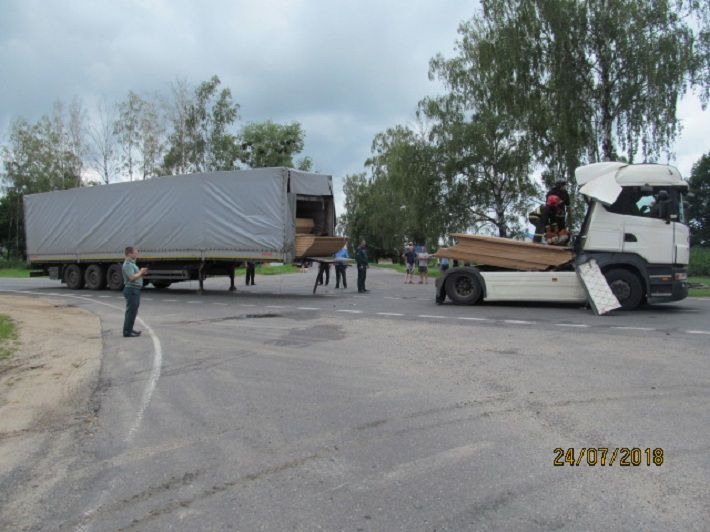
[23,167,345,291]
[435,162,690,311]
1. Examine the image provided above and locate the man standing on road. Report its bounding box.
[122,246,148,338]
[335,245,349,289]
[417,246,430,284]
[245,261,256,286]
[356,239,369,293]
[403,243,417,284]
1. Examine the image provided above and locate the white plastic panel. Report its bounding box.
[481,271,587,302]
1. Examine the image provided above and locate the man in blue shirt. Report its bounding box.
[335,245,349,289]
[122,246,148,338]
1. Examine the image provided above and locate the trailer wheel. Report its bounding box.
[445,271,482,305]
[107,264,124,291]
[152,281,172,289]
[84,264,106,290]
[64,264,85,290]
[604,268,643,310]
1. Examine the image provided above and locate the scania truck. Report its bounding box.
[436,162,690,310]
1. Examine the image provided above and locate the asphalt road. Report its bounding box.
[1,268,709,531]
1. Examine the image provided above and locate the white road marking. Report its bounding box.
[213,302,229,306]
[337,309,362,314]
[504,320,536,325]
[458,317,489,321]
[297,307,321,310]
[377,312,404,316]
[384,296,401,300]
[266,305,287,309]
[162,299,177,302]
[556,323,589,328]
[611,326,655,331]
[419,315,446,319]
[686,330,710,335]
[239,303,256,307]
[187,300,203,304]
[98,295,111,298]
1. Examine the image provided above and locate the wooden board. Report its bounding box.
[434,233,574,271]
[295,235,347,258]
[296,218,315,234]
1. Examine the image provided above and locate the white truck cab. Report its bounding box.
[436,162,690,310]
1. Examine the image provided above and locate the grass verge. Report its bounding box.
[372,263,443,278]
[0,314,18,360]
[234,263,302,276]
[0,268,30,278]
[689,276,710,297]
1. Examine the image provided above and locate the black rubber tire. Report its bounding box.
[604,268,644,310]
[152,281,172,289]
[107,263,124,291]
[444,271,482,305]
[84,264,106,290]
[64,264,85,290]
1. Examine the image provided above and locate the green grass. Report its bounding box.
[0,315,18,360]
[0,268,30,278]
[689,276,710,297]
[373,262,443,278]
[234,263,302,276]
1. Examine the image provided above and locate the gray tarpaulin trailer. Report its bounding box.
[24,167,339,291]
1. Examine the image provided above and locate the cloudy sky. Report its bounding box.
[1,0,708,211]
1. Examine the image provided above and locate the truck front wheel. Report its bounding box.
[107,264,124,291]
[152,281,172,289]
[444,271,482,305]
[605,268,643,310]
[84,264,106,290]
[64,264,85,290]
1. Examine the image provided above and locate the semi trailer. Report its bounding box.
[23,167,345,291]
[435,162,690,311]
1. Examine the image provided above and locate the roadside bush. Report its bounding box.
[689,247,710,276]
[0,256,27,269]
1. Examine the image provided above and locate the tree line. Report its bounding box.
[340,0,710,259]
[0,75,314,256]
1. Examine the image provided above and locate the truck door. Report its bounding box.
[613,189,674,264]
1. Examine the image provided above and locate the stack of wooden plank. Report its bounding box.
[296,218,315,234]
[295,236,347,258]
[434,233,575,271]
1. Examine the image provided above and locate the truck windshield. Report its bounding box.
[606,186,687,224]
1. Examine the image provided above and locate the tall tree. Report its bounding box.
[162,75,240,173]
[440,0,710,184]
[87,100,119,184]
[688,152,710,246]
[1,107,83,255]
[114,91,145,181]
[239,120,310,169]
[138,97,164,179]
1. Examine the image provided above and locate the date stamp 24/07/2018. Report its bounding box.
[553,448,664,467]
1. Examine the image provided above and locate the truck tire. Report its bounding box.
[605,268,643,310]
[151,281,172,289]
[84,264,106,290]
[64,264,85,290]
[445,271,482,305]
[107,263,124,291]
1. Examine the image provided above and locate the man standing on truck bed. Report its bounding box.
[122,246,148,338]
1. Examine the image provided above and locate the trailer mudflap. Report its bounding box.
[576,258,621,315]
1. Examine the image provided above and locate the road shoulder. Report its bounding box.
[0,295,102,529]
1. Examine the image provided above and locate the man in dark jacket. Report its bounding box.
[546,181,570,229]
[356,239,369,293]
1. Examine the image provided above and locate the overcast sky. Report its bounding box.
[1,0,708,212]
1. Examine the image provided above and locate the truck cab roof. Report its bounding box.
[576,162,688,205]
